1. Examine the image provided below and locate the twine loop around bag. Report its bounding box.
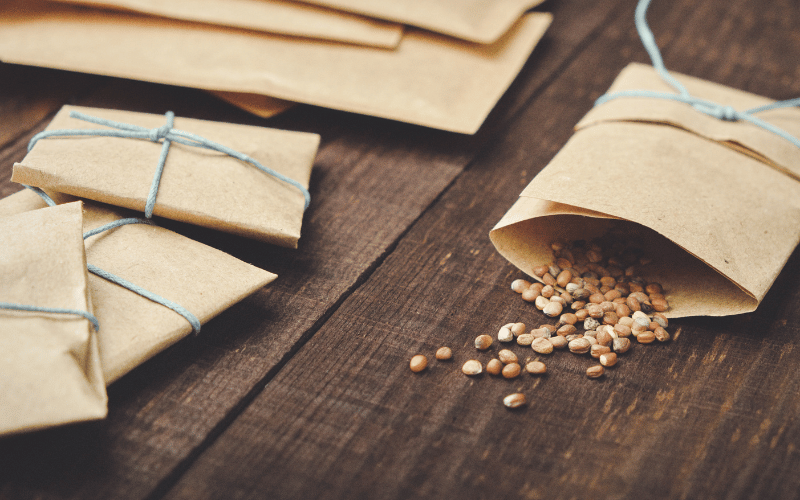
[595,0,800,149]
[28,110,312,219]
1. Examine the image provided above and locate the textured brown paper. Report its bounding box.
[0,1,552,134]
[0,190,277,384]
[49,0,403,48]
[0,202,107,435]
[296,0,545,43]
[209,91,296,119]
[491,64,800,318]
[12,105,319,248]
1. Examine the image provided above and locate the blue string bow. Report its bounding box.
[594,0,800,149]
[28,110,311,218]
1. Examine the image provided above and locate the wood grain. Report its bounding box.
[162,0,800,499]
[1,0,799,498]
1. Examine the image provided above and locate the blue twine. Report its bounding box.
[594,0,800,149]
[28,110,311,217]
[83,218,202,335]
[0,301,99,331]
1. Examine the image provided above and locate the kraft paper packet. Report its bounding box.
[0,202,107,436]
[491,63,800,318]
[49,0,403,48]
[296,0,545,44]
[0,189,277,384]
[11,105,319,248]
[0,1,552,134]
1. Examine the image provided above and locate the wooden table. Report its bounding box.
[2,0,799,498]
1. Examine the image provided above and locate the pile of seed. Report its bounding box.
[409,238,674,409]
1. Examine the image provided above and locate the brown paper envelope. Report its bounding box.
[0,201,107,436]
[0,1,552,134]
[577,63,800,181]
[491,69,800,318]
[48,0,403,48]
[11,105,319,248]
[0,189,277,384]
[295,0,545,43]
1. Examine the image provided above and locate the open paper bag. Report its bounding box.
[49,0,403,48]
[491,63,800,318]
[12,105,319,247]
[0,202,107,436]
[0,1,551,134]
[0,189,276,384]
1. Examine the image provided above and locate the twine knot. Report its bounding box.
[148,112,175,142]
[711,105,738,122]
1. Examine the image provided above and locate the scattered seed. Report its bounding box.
[599,352,618,367]
[653,313,668,328]
[503,393,526,408]
[586,365,605,379]
[462,360,483,375]
[486,358,503,375]
[613,337,631,353]
[526,361,547,374]
[531,337,554,354]
[614,324,632,338]
[591,344,611,358]
[521,288,540,302]
[502,363,521,379]
[511,279,531,293]
[568,337,591,354]
[498,349,518,364]
[435,347,452,361]
[637,331,656,344]
[549,336,568,349]
[498,326,514,343]
[654,327,670,342]
[535,295,550,310]
[584,317,601,330]
[511,322,527,336]
[474,334,493,350]
[410,355,428,372]
[516,333,535,346]
[543,301,563,317]
[557,324,577,336]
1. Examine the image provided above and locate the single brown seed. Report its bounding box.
[549,336,568,349]
[486,358,503,375]
[591,344,611,358]
[526,361,547,375]
[435,347,452,360]
[629,291,649,303]
[557,324,577,336]
[560,313,578,325]
[541,284,555,299]
[511,279,531,293]
[604,289,622,302]
[462,359,483,375]
[627,296,641,312]
[502,363,521,379]
[410,355,428,372]
[614,323,632,338]
[572,288,591,301]
[651,297,669,312]
[498,349,518,364]
[600,276,617,288]
[654,327,670,342]
[531,327,551,339]
[532,337,554,354]
[548,265,562,278]
[615,303,631,318]
[543,301,563,317]
[550,296,566,306]
[645,283,663,295]
[653,313,669,328]
[618,316,634,328]
[530,282,544,293]
[586,365,605,378]
[589,293,605,304]
[569,337,592,354]
[583,277,601,287]
[603,312,620,326]
[575,309,589,321]
[596,330,613,346]
[600,301,616,313]
[540,324,557,334]
[532,265,548,277]
[586,336,598,346]
[521,288,540,302]
[587,303,604,319]
[557,269,573,288]
[600,352,618,367]
[560,292,574,305]
[565,333,583,342]
[613,337,631,353]
[628,282,644,293]
[474,334,493,350]
[542,273,557,286]
[503,393,526,408]
[535,295,550,311]
[649,321,660,331]
[516,333,535,346]
[556,257,573,269]
[637,331,656,344]
[649,293,666,302]
[510,323,527,336]
[498,326,514,343]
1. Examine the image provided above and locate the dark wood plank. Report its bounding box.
[0,0,623,498]
[162,0,800,499]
